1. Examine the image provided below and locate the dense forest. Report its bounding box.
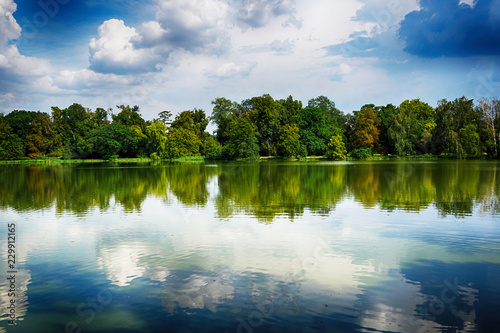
[0,95,499,160]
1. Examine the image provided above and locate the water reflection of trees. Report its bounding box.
[0,162,499,219]
[215,163,347,222]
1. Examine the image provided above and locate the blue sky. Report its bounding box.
[1,0,499,123]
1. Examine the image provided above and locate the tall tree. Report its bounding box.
[24,113,53,159]
[222,117,260,160]
[0,115,24,159]
[113,105,146,129]
[326,134,347,160]
[91,108,110,127]
[352,107,381,149]
[375,104,397,154]
[478,97,499,157]
[279,95,302,127]
[211,97,236,145]
[157,110,172,126]
[248,94,281,156]
[388,99,434,155]
[170,109,210,155]
[89,124,128,159]
[171,109,208,138]
[433,97,481,157]
[308,96,344,135]
[294,107,331,156]
[4,110,39,142]
[277,123,301,159]
[165,127,201,158]
[146,121,168,158]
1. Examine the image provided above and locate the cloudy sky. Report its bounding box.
[1,0,499,121]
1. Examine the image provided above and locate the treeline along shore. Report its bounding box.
[0,94,499,161]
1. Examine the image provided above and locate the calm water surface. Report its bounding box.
[0,161,499,333]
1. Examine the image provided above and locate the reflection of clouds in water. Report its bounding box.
[0,268,30,323]
[162,272,234,313]
[357,272,480,332]
[97,241,169,286]
[97,244,146,286]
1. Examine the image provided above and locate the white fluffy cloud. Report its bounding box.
[153,0,229,52]
[55,68,140,90]
[88,0,232,75]
[89,19,163,74]
[4,0,497,120]
[0,0,21,46]
[0,0,52,108]
[237,0,301,29]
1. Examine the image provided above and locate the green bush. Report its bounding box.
[205,140,223,160]
[325,135,347,160]
[350,147,373,160]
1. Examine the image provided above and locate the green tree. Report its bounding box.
[113,105,146,129]
[388,99,434,155]
[203,136,223,159]
[171,109,209,141]
[211,97,237,145]
[0,116,24,159]
[308,96,344,135]
[157,110,172,126]
[459,124,480,157]
[222,117,260,160]
[89,124,128,159]
[388,109,413,156]
[48,103,96,158]
[248,94,280,156]
[169,109,210,156]
[277,123,301,159]
[146,121,168,158]
[191,109,209,139]
[294,107,331,156]
[24,113,53,158]
[91,108,110,127]
[165,127,201,158]
[326,134,347,160]
[375,104,396,154]
[126,125,148,157]
[279,95,302,127]
[433,97,481,157]
[3,110,39,141]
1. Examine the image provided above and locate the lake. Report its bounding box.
[0,160,499,333]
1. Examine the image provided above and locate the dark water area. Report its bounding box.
[0,160,499,332]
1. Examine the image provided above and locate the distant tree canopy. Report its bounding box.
[1,95,499,160]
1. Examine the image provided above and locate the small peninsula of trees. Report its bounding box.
[0,95,499,161]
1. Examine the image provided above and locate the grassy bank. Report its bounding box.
[0,154,493,165]
[0,156,209,165]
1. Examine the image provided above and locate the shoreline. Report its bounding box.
[1,154,497,165]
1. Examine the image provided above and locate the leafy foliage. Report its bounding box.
[433,97,482,157]
[388,99,434,155]
[222,117,260,160]
[326,135,347,160]
[277,123,301,159]
[350,147,373,159]
[352,107,381,149]
[1,94,500,161]
[294,107,331,156]
[166,127,201,159]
